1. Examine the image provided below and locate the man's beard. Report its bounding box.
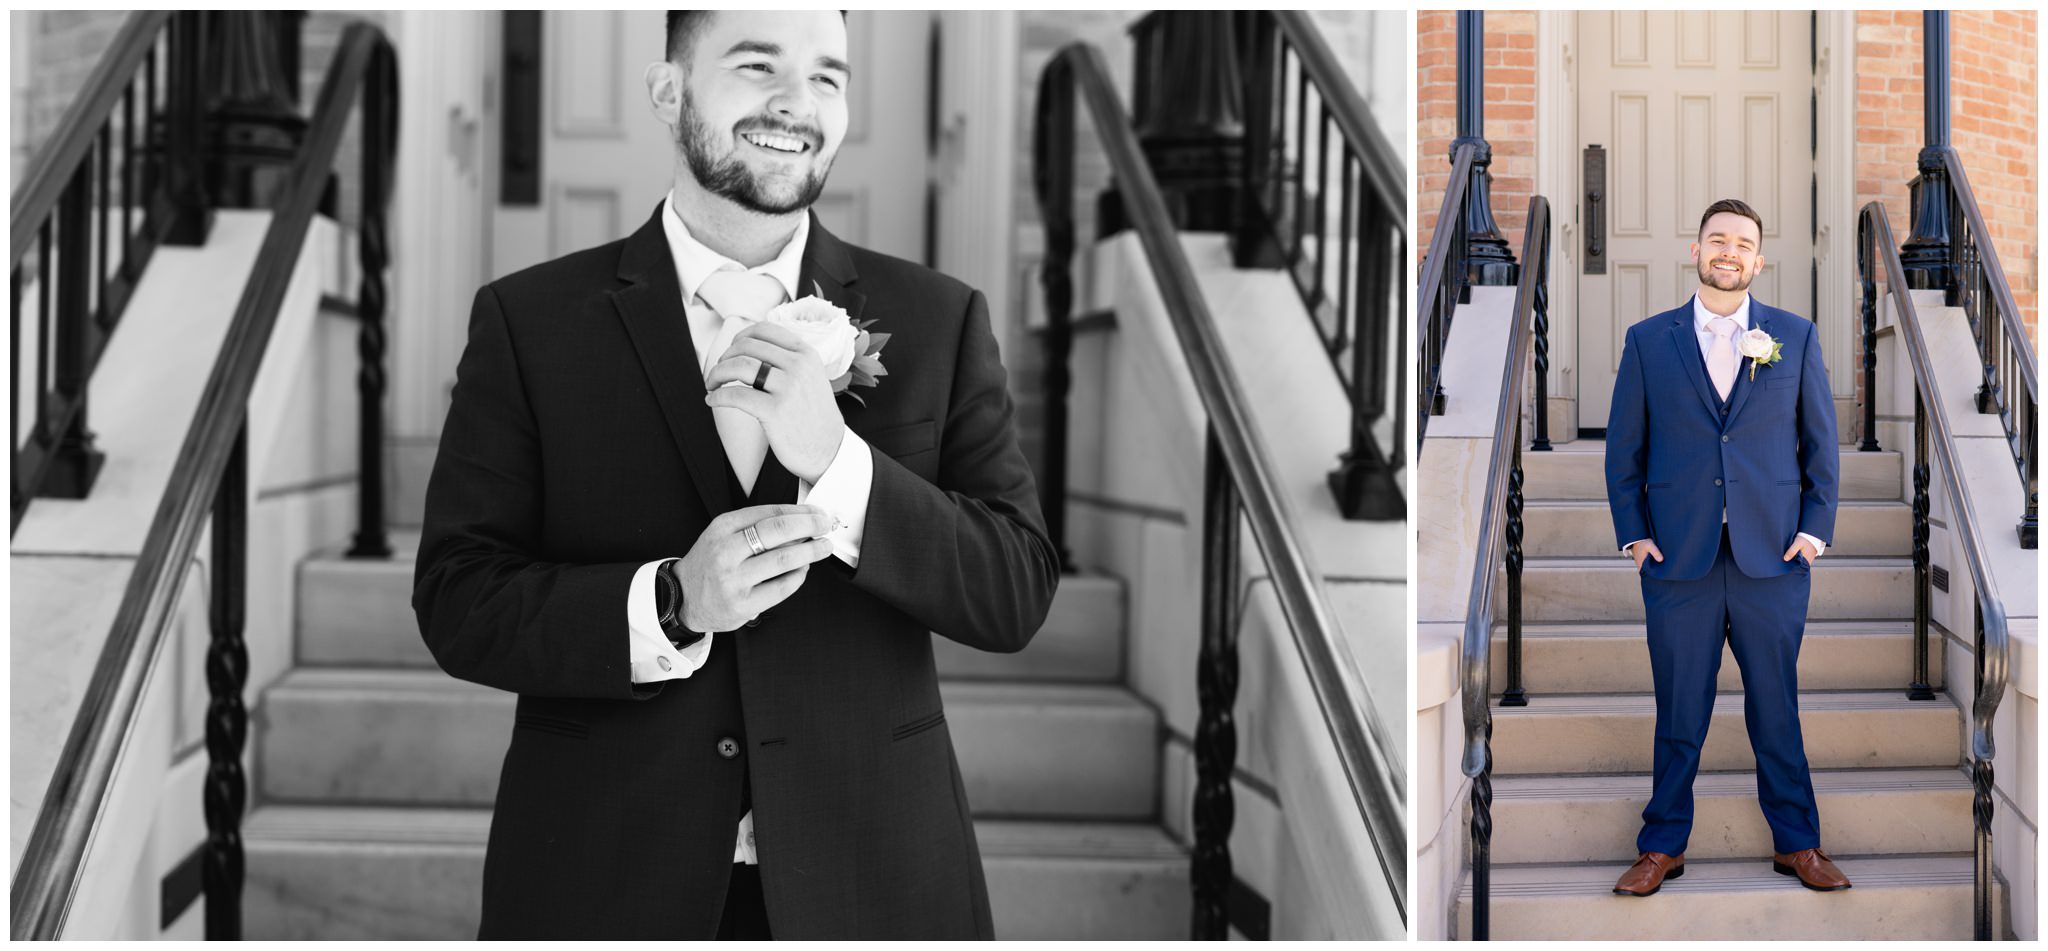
[676,90,832,216]
[1696,258,1754,293]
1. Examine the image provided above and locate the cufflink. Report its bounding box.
[657,655,672,673]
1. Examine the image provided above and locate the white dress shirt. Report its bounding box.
[1623,293,1825,561]
[625,191,878,863]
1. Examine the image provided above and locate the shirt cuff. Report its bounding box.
[795,428,872,568]
[1621,538,1651,556]
[627,559,712,683]
[1796,532,1827,557]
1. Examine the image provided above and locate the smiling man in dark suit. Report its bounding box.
[1604,198,1845,899]
[413,10,1058,939]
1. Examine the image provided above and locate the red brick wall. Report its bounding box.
[1855,9,2037,343]
[1416,11,1537,261]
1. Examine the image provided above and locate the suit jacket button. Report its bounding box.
[717,737,740,759]
[744,616,761,629]
[1721,435,1731,443]
[1714,478,1723,486]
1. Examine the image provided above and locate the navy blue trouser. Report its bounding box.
[1637,527,1821,856]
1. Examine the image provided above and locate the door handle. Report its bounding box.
[1584,144,1606,275]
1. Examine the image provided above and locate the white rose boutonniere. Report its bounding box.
[762,294,860,379]
[1738,328,1782,380]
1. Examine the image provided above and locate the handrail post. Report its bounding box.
[162,11,214,246]
[204,421,250,939]
[347,42,397,560]
[1469,721,1493,939]
[1909,390,1935,701]
[1192,427,1242,939]
[1128,13,1245,233]
[1453,12,1517,288]
[1971,596,1994,940]
[1329,215,1404,521]
[1500,417,1526,706]
[1899,12,1953,290]
[44,163,107,500]
[1858,224,1882,451]
[1030,57,1076,573]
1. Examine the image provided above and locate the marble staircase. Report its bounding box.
[1453,442,2002,939]
[243,532,1188,938]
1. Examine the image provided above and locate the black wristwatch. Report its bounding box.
[653,558,707,649]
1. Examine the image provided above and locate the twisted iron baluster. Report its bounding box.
[347,43,396,559]
[1909,392,1934,701]
[1858,225,1881,451]
[1530,261,1551,451]
[1501,418,1526,707]
[1972,597,1994,941]
[1469,719,1493,940]
[204,424,249,938]
[1192,429,1241,939]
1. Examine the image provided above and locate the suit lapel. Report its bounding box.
[611,202,736,517]
[1666,301,1722,421]
[1722,301,1772,426]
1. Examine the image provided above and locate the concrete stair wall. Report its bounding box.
[246,539,1190,938]
[1454,440,1990,940]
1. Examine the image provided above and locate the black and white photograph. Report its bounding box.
[10,9,1409,940]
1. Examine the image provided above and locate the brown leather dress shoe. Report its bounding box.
[1613,851,1685,896]
[1773,847,1851,891]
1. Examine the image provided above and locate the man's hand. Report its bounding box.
[1629,540,1664,571]
[705,322,846,483]
[673,504,837,633]
[1783,536,1821,566]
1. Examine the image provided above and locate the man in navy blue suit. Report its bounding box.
[1604,199,1848,897]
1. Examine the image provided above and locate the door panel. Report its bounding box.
[1575,11,1812,430]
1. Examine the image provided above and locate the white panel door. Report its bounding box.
[1574,11,1812,430]
[490,10,931,281]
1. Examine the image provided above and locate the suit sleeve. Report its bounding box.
[1794,319,1839,543]
[412,285,653,700]
[1605,326,1654,548]
[846,289,1060,653]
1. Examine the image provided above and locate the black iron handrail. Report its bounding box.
[1858,201,2012,941]
[1236,10,1406,521]
[9,22,397,938]
[1035,41,1406,935]
[1939,148,2038,548]
[1416,142,1478,448]
[1456,195,1550,941]
[11,11,212,532]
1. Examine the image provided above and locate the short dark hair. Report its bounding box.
[1698,198,1764,246]
[665,11,850,64]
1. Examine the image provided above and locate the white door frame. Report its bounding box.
[1533,10,1858,440]
[931,11,1019,350]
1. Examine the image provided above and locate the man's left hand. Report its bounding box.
[1782,536,1821,566]
[705,322,845,483]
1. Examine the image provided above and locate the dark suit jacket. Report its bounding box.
[1604,296,1839,581]
[413,203,1059,938]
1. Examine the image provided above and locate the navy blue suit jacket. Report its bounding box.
[1604,296,1839,581]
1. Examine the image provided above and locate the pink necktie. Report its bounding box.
[695,269,787,494]
[1707,317,1739,402]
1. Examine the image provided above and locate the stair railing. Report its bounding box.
[1857,201,2013,941]
[1456,195,1550,941]
[8,22,397,939]
[10,11,212,532]
[1233,10,1406,521]
[1416,141,1478,448]
[1034,41,1406,936]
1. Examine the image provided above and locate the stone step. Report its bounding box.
[258,669,1158,819]
[1519,448,1902,502]
[1522,500,1910,558]
[1518,557,1913,622]
[1489,691,1960,776]
[1489,767,1972,864]
[296,537,1125,683]
[1455,853,1997,940]
[243,805,1188,940]
[1489,620,1943,694]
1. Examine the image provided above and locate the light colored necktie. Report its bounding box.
[1707,317,1739,402]
[695,269,787,494]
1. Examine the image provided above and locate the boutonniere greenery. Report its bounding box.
[833,318,890,408]
[1738,328,1783,380]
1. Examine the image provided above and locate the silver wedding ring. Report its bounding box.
[743,524,767,556]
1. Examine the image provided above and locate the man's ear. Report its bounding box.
[646,61,681,126]
[1688,241,1700,265]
